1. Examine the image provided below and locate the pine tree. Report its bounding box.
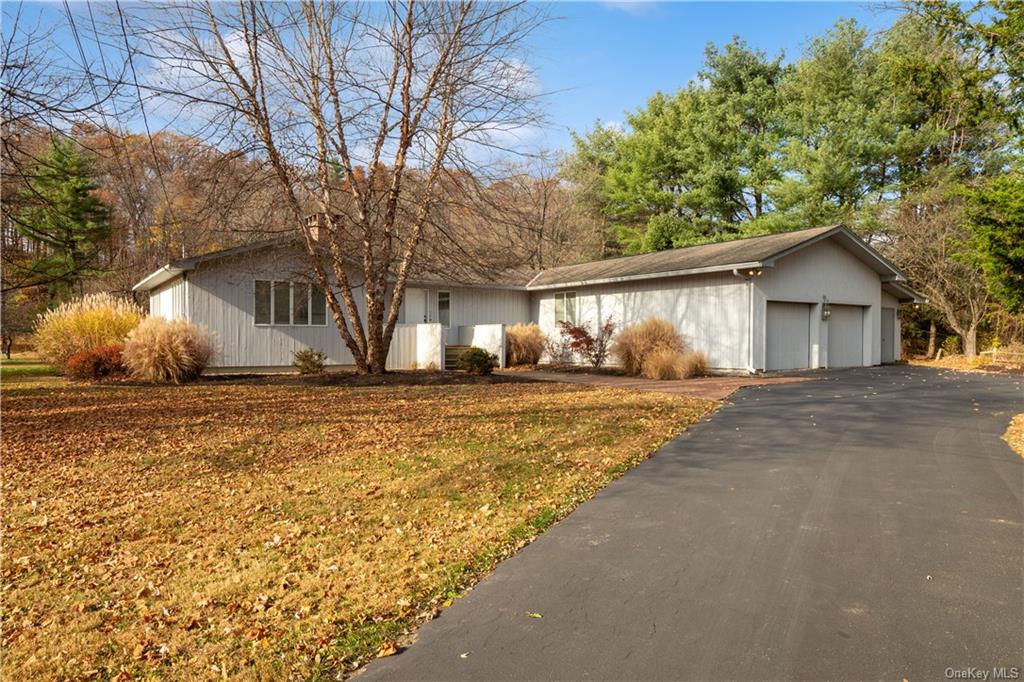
[15,138,111,298]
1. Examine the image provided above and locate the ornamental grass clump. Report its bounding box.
[122,317,215,383]
[611,317,687,376]
[506,323,546,366]
[33,293,142,367]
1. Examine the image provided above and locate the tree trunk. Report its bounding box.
[927,320,937,358]
[963,326,978,359]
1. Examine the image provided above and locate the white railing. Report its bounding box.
[386,323,443,370]
[457,323,506,368]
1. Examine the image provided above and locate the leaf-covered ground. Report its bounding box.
[1,380,714,680]
[1004,413,1024,458]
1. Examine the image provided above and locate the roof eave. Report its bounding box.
[526,261,765,291]
[882,280,926,304]
[132,265,187,292]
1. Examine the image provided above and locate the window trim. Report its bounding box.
[254,278,329,327]
[554,291,578,325]
[437,290,452,329]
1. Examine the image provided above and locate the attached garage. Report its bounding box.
[827,304,865,367]
[766,302,812,370]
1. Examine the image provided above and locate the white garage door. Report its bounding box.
[828,305,864,367]
[766,302,811,370]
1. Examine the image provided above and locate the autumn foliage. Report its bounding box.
[122,317,215,383]
[613,317,707,379]
[62,343,126,381]
[1,380,714,679]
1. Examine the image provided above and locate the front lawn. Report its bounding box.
[0,352,60,387]
[1,379,713,679]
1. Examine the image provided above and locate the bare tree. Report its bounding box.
[889,184,989,358]
[125,1,544,373]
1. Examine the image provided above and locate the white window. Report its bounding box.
[273,281,291,324]
[438,291,451,328]
[254,280,272,324]
[254,280,328,326]
[554,292,577,325]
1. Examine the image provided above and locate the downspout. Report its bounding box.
[733,269,755,374]
[182,272,190,323]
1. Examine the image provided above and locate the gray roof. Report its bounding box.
[135,224,919,300]
[527,225,844,288]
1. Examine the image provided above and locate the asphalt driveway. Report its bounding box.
[361,366,1023,681]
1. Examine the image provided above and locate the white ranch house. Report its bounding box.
[133,224,921,373]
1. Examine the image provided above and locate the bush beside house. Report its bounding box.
[613,317,707,380]
[33,293,142,368]
[122,318,215,383]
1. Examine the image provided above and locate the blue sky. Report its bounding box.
[16,1,905,155]
[526,1,903,151]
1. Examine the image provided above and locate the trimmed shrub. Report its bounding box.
[122,317,215,383]
[63,344,126,381]
[506,323,546,366]
[292,347,327,375]
[457,347,497,375]
[612,317,687,376]
[33,293,142,367]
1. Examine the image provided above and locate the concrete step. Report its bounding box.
[444,345,471,370]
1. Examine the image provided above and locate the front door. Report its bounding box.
[405,288,427,324]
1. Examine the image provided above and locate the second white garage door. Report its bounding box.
[828,304,864,367]
[766,302,811,370]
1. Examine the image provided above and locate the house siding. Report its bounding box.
[400,286,531,345]
[148,276,187,320]
[756,238,883,369]
[531,272,750,370]
[188,246,530,368]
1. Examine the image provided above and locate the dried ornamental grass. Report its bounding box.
[33,293,142,366]
[506,323,546,366]
[612,317,687,376]
[641,347,686,380]
[122,317,216,383]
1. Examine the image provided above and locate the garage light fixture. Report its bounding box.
[821,296,832,321]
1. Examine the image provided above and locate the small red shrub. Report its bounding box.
[63,343,126,381]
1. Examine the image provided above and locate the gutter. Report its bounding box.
[527,261,765,291]
[132,265,186,292]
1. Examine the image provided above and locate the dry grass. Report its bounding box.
[122,318,216,383]
[612,317,686,376]
[506,323,546,366]
[1003,413,1024,458]
[1,380,714,680]
[639,349,708,380]
[33,293,142,367]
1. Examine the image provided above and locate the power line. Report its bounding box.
[113,0,179,239]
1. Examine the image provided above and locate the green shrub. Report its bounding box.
[457,347,497,375]
[122,317,215,383]
[506,323,546,366]
[942,335,961,354]
[33,293,142,366]
[612,317,687,376]
[63,344,126,381]
[292,347,327,374]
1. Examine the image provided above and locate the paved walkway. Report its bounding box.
[507,368,808,400]
[361,366,1023,681]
